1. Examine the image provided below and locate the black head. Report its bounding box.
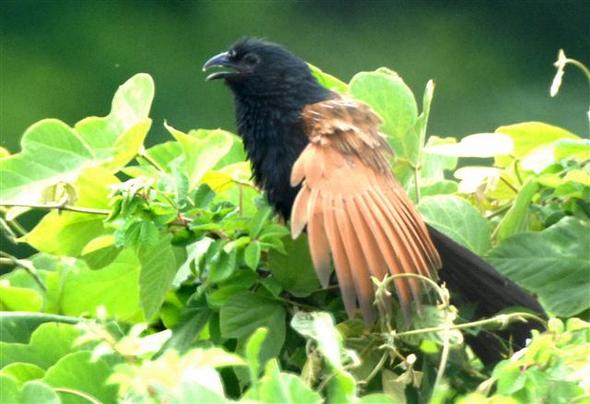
[203,38,329,101]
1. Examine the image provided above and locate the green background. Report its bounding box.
[1,0,589,154]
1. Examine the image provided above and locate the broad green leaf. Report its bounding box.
[60,251,143,322]
[43,351,117,404]
[554,138,590,161]
[171,383,229,404]
[420,180,458,197]
[454,166,502,194]
[244,241,262,270]
[255,360,322,404]
[164,123,234,188]
[489,217,590,316]
[220,291,286,363]
[426,133,513,157]
[495,122,579,168]
[418,195,491,255]
[0,312,79,344]
[138,235,179,320]
[0,362,45,385]
[267,235,320,297]
[290,312,342,368]
[245,327,268,393]
[1,322,81,369]
[420,136,458,182]
[20,380,60,404]
[309,63,348,93]
[160,305,210,354]
[495,178,539,241]
[24,167,118,256]
[415,80,435,161]
[0,285,43,312]
[1,74,154,205]
[360,393,396,403]
[0,376,60,404]
[0,119,95,204]
[350,69,419,163]
[0,146,10,157]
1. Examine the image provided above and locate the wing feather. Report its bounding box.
[290,97,441,324]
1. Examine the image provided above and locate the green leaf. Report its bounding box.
[0,362,45,385]
[20,380,61,404]
[1,74,154,205]
[255,360,322,404]
[290,312,342,368]
[248,205,274,238]
[245,327,268,396]
[43,351,117,404]
[138,235,179,320]
[60,251,143,322]
[0,119,95,204]
[0,312,79,344]
[1,322,81,369]
[489,217,590,316]
[554,138,590,161]
[0,285,43,312]
[0,376,60,404]
[309,63,348,93]
[418,195,491,255]
[267,235,321,297]
[421,136,458,182]
[164,123,234,188]
[24,167,118,256]
[360,393,396,403]
[220,292,286,363]
[495,178,539,241]
[350,68,419,163]
[426,133,513,158]
[244,241,262,270]
[160,305,210,354]
[495,122,579,169]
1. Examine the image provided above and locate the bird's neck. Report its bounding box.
[233,86,332,217]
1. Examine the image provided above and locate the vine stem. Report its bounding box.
[391,312,546,338]
[53,388,101,404]
[0,202,109,216]
[0,251,47,291]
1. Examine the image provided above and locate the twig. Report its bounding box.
[0,202,109,216]
[138,149,166,173]
[53,388,101,404]
[0,252,46,291]
[391,312,547,338]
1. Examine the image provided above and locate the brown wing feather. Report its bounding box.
[291,97,441,324]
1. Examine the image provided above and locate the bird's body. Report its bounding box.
[204,38,545,363]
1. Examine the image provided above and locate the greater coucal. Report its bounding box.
[203,38,545,363]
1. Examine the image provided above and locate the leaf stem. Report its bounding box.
[53,388,101,404]
[138,148,166,173]
[0,251,46,291]
[390,312,546,338]
[0,202,110,216]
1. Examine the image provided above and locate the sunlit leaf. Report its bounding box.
[418,195,491,255]
[495,178,539,241]
[309,63,348,93]
[350,68,419,164]
[489,217,590,316]
[425,133,513,158]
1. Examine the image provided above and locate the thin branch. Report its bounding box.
[0,251,46,291]
[138,149,166,173]
[390,312,547,339]
[53,388,101,404]
[0,202,110,216]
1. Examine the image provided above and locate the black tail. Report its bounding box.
[428,225,546,365]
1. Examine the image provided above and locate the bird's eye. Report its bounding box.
[243,53,260,66]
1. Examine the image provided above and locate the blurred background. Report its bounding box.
[1,0,589,150]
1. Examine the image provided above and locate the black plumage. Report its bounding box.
[204,37,545,364]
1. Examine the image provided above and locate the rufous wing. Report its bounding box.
[290,98,441,324]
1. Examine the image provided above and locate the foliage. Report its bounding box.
[1,50,589,403]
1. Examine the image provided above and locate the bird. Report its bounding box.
[203,37,545,364]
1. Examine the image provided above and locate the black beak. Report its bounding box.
[203,52,238,81]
